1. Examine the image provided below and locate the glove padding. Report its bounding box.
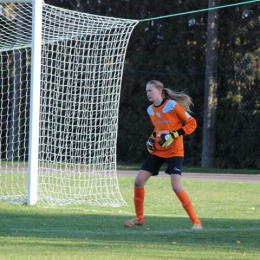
[158,130,179,148]
[146,133,156,153]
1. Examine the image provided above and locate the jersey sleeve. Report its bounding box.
[174,103,197,135]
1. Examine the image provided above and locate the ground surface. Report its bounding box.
[117,170,260,182]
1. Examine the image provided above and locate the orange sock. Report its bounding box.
[134,187,145,220]
[176,190,201,224]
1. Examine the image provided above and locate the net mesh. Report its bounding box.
[0,2,138,206]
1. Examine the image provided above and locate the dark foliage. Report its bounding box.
[2,0,260,169]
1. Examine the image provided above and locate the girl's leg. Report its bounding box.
[123,170,152,227]
[134,169,152,220]
[171,174,202,225]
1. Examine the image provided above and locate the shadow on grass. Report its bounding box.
[1,209,260,248]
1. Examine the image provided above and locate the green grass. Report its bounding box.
[0,176,260,260]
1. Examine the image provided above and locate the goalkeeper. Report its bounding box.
[123,80,202,230]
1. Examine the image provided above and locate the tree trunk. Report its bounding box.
[202,0,220,168]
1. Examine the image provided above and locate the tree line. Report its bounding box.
[1,0,260,169]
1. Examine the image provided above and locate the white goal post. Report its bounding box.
[0,0,138,206]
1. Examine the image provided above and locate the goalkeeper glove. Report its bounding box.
[146,133,156,153]
[158,130,179,148]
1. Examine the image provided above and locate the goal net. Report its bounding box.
[0,2,138,206]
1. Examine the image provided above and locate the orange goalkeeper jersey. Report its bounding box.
[147,99,197,158]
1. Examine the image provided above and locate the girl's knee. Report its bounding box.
[134,170,151,187]
[172,186,183,194]
[134,179,144,187]
[170,174,183,194]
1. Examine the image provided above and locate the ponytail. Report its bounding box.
[163,88,193,113]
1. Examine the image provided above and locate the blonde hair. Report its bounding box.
[147,80,194,113]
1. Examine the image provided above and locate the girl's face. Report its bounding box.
[146,83,162,105]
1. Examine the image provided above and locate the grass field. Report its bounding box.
[0,175,260,260]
